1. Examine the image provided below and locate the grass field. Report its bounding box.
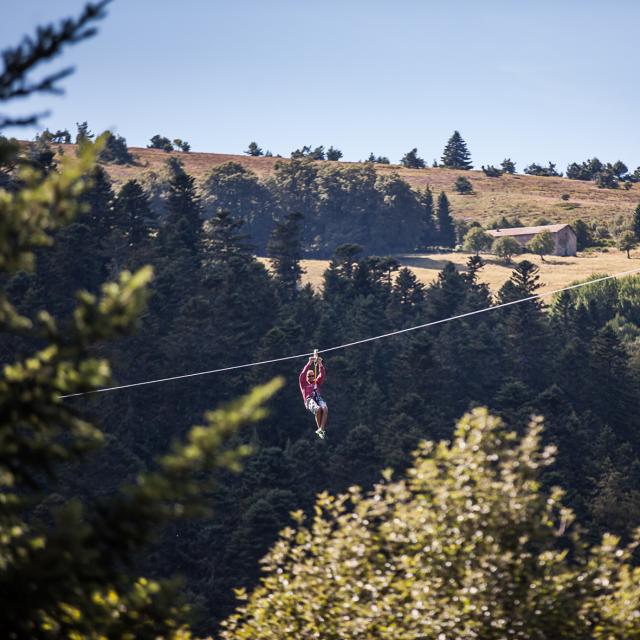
[260,249,640,296]
[47,144,640,228]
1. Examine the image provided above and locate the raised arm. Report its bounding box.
[316,361,325,386]
[299,360,312,388]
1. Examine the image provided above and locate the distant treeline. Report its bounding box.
[36,123,640,199]
[117,155,456,255]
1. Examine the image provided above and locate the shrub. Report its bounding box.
[454,176,473,194]
[493,236,521,263]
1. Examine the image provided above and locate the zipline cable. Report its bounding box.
[60,266,640,399]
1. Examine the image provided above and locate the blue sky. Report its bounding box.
[3,0,639,171]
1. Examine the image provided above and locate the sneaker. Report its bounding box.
[315,428,326,439]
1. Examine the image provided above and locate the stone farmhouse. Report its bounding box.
[487,223,577,256]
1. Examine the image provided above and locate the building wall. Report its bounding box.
[489,227,577,256]
[554,227,577,256]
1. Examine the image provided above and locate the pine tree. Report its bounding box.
[497,260,549,387]
[436,191,456,248]
[206,209,253,263]
[632,203,640,241]
[400,148,425,169]
[501,158,516,174]
[418,187,435,248]
[75,120,94,144]
[148,134,173,152]
[115,179,152,245]
[99,131,133,164]
[245,142,263,156]
[0,8,286,636]
[440,130,473,169]
[267,212,304,295]
[162,159,202,255]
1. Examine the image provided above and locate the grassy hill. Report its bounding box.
[73,144,640,227]
[260,248,640,296]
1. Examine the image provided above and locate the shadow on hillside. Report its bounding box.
[399,254,574,271]
[398,255,455,271]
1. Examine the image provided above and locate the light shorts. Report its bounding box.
[306,396,327,415]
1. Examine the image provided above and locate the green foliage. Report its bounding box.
[267,212,304,295]
[481,164,502,177]
[36,128,71,144]
[148,134,173,152]
[463,226,491,254]
[0,23,286,633]
[366,152,390,164]
[201,161,273,249]
[325,146,343,161]
[567,158,602,181]
[245,142,263,157]
[172,138,191,153]
[400,148,425,169]
[440,130,472,169]
[618,230,637,258]
[633,204,640,242]
[115,179,153,246]
[524,162,561,177]
[527,230,555,260]
[436,191,456,248]
[493,235,522,263]
[596,167,619,189]
[99,130,133,164]
[487,215,523,229]
[75,121,94,145]
[454,175,473,194]
[567,158,628,187]
[222,408,640,639]
[0,2,110,129]
[500,158,516,173]
[161,157,202,254]
[572,218,594,250]
[290,145,326,160]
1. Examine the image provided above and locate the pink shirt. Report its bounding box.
[299,361,325,402]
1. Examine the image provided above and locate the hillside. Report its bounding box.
[55,143,639,226]
[259,248,640,296]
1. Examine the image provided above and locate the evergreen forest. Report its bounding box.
[2,3,640,637]
[6,151,640,633]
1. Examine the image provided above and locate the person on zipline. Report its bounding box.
[299,353,328,439]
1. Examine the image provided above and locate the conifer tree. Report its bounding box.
[440,130,473,169]
[418,186,435,248]
[115,179,152,245]
[501,158,516,174]
[400,148,426,169]
[245,141,263,156]
[148,134,173,152]
[0,6,283,637]
[632,203,640,241]
[75,120,94,144]
[162,159,202,255]
[436,191,456,248]
[206,209,253,262]
[267,212,304,295]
